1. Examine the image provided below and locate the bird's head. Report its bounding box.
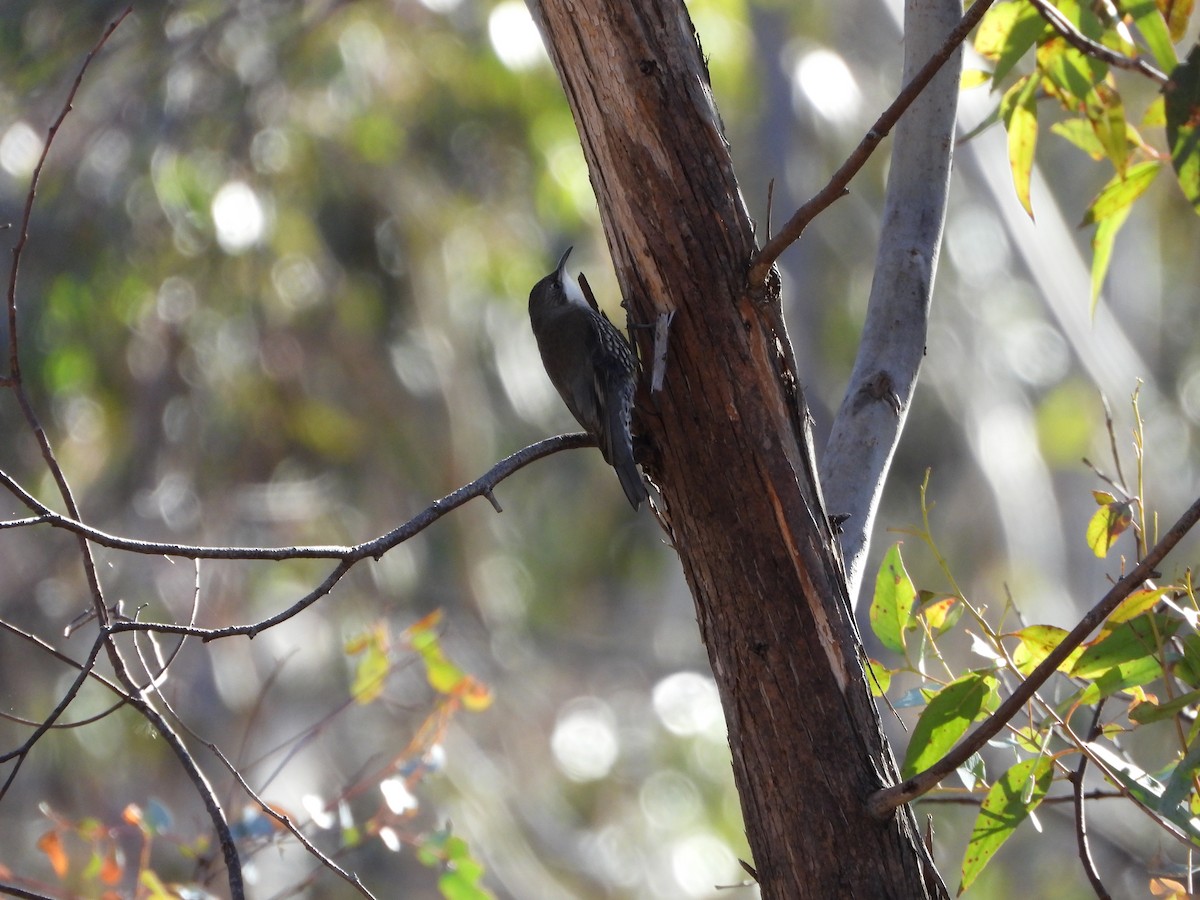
[529,246,589,314]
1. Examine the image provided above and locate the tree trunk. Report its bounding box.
[528,1,948,896]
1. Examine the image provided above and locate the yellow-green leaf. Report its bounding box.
[1011,624,1082,675]
[1080,160,1161,225]
[1052,118,1106,157]
[961,69,993,90]
[1088,83,1130,175]
[1085,498,1133,557]
[994,3,1050,84]
[1090,203,1132,310]
[866,658,893,697]
[1003,76,1040,219]
[975,4,1021,60]
[1165,0,1194,42]
[1072,613,1178,679]
[870,544,918,654]
[959,756,1054,893]
[1126,0,1179,70]
[1109,586,1171,623]
[350,639,391,704]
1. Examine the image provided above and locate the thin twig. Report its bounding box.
[747,0,997,287]
[4,6,133,384]
[869,492,1200,816]
[1073,702,1114,900]
[206,741,378,900]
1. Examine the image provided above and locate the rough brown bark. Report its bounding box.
[528,2,948,896]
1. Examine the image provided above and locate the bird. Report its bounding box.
[528,248,648,509]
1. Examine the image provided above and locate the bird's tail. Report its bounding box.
[605,390,647,509]
[614,445,647,510]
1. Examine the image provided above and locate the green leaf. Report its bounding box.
[994,3,1050,84]
[1125,0,1179,70]
[901,672,999,778]
[1084,498,1133,557]
[1090,203,1133,309]
[1129,689,1200,724]
[1175,634,1200,687]
[1080,160,1161,225]
[1087,83,1130,175]
[1071,613,1178,679]
[1039,41,1106,105]
[870,543,918,654]
[1052,119,1106,157]
[1002,75,1040,219]
[1166,45,1200,214]
[959,756,1054,893]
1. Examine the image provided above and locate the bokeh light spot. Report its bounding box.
[551,697,619,782]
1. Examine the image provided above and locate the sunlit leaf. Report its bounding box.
[1164,0,1195,41]
[993,3,1050,84]
[1084,497,1133,557]
[865,658,892,696]
[1109,586,1171,623]
[1166,45,1200,214]
[961,69,993,89]
[960,756,1054,893]
[1052,118,1107,157]
[1150,877,1190,899]
[975,4,1022,60]
[901,672,999,778]
[870,544,918,654]
[1072,613,1178,679]
[1090,203,1132,309]
[348,625,392,704]
[1080,160,1162,225]
[1010,624,1081,675]
[1126,0,1179,70]
[1039,40,1105,104]
[920,595,960,634]
[1002,76,1039,219]
[1088,83,1130,175]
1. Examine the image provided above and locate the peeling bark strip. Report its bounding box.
[528,1,947,896]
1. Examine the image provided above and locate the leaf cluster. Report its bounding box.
[870,417,1200,895]
[968,0,1198,307]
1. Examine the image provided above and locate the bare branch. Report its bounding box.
[1,434,593,563]
[747,0,998,287]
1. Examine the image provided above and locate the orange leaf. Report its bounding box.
[37,830,68,878]
[100,843,123,885]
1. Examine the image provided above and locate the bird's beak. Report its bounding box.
[555,246,573,281]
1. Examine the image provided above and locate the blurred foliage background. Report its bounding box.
[1,0,1198,897]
